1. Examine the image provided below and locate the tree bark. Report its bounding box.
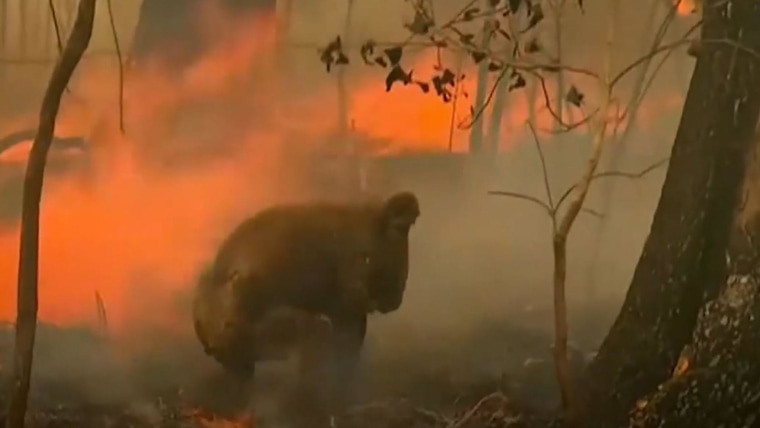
[4,1,96,427]
[468,0,495,155]
[629,136,760,427]
[584,1,760,426]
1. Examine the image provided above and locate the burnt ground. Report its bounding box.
[0,298,617,428]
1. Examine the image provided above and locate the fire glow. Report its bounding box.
[0,4,685,343]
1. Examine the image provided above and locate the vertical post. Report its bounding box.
[468,0,495,155]
[44,0,53,58]
[19,0,28,60]
[336,0,354,139]
[0,0,7,88]
[553,0,565,133]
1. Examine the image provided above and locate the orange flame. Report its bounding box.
[0,3,686,344]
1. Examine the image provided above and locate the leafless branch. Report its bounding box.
[446,392,507,428]
[94,290,108,338]
[0,49,117,64]
[48,0,63,55]
[532,71,597,133]
[106,0,125,133]
[555,157,671,211]
[458,66,509,129]
[488,190,553,214]
[610,22,703,90]
[447,52,464,151]
[527,121,554,211]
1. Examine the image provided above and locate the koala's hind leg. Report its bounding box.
[327,313,367,414]
[253,308,334,428]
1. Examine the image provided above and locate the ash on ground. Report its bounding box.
[0,301,611,428]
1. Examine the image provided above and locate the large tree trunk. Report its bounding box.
[628,134,760,427]
[4,1,96,427]
[583,0,760,426]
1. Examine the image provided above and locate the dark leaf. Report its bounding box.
[565,85,585,107]
[524,38,541,54]
[488,62,504,71]
[359,40,376,65]
[432,68,456,101]
[405,10,434,35]
[508,0,522,13]
[441,69,456,86]
[415,81,430,93]
[497,28,512,40]
[442,91,452,103]
[462,7,481,21]
[471,51,487,64]
[489,0,502,7]
[525,3,544,31]
[320,49,334,72]
[318,36,343,73]
[384,46,404,66]
[375,57,388,67]
[509,71,526,91]
[430,37,448,48]
[384,46,404,65]
[385,65,413,91]
[336,52,349,65]
[459,33,476,45]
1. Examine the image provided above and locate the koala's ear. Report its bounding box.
[379,191,420,235]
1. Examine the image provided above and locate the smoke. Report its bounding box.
[0,0,696,416]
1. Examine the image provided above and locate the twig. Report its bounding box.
[446,392,507,428]
[532,72,597,133]
[458,66,509,129]
[48,0,63,55]
[447,52,464,151]
[609,21,703,90]
[106,0,125,133]
[489,190,553,214]
[555,157,671,211]
[0,49,117,64]
[5,1,96,427]
[94,291,108,338]
[527,121,554,211]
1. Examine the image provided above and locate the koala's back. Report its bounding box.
[211,202,376,312]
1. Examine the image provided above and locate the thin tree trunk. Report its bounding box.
[336,0,354,139]
[584,0,760,425]
[4,1,96,427]
[468,0,494,155]
[19,0,27,59]
[553,0,564,133]
[0,0,7,86]
[585,0,666,301]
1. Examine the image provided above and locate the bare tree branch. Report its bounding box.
[527,121,555,211]
[609,21,703,90]
[555,157,671,212]
[488,190,553,214]
[106,0,125,133]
